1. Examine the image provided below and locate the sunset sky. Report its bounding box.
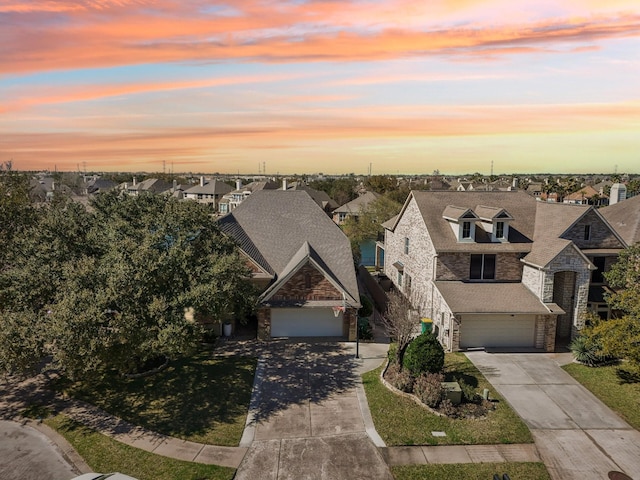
[1,0,639,175]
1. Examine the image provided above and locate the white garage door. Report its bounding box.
[460,314,536,349]
[271,308,344,337]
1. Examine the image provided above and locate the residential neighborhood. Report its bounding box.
[1,167,640,480]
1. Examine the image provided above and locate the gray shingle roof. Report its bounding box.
[410,191,537,252]
[435,281,556,314]
[185,180,233,195]
[334,191,381,214]
[218,190,360,306]
[600,194,640,246]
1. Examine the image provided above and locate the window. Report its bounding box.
[591,256,606,283]
[462,221,471,239]
[397,270,403,286]
[304,272,311,289]
[405,274,412,293]
[496,221,505,239]
[470,254,496,280]
[584,224,591,241]
[404,237,410,254]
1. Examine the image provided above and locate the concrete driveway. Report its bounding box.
[235,341,393,480]
[0,420,79,480]
[466,351,640,480]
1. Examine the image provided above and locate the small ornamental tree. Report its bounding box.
[403,333,445,376]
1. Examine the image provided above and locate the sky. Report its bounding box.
[1,0,639,176]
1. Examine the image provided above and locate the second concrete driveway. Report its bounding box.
[235,341,393,480]
[467,351,640,480]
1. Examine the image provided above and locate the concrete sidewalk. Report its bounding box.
[381,443,540,465]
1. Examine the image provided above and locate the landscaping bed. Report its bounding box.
[45,414,235,480]
[362,353,532,446]
[54,350,257,446]
[563,362,640,430]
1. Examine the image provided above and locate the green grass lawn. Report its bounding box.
[563,362,640,430]
[46,414,235,480]
[392,462,550,480]
[55,351,256,446]
[362,353,532,446]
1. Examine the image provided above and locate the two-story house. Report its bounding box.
[183,177,233,210]
[383,191,626,352]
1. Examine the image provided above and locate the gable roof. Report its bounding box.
[217,190,359,306]
[600,194,640,246]
[185,180,233,195]
[333,191,381,214]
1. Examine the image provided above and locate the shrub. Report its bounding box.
[570,335,606,366]
[358,317,374,341]
[458,379,481,404]
[413,372,445,408]
[358,295,373,318]
[387,344,398,365]
[385,363,414,392]
[439,398,457,418]
[403,333,445,376]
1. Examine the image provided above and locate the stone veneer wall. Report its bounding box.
[257,308,271,340]
[384,198,436,314]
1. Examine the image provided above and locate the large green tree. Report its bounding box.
[583,244,640,369]
[0,191,256,378]
[342,195,402,244]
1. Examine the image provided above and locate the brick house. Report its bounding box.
[382,191,626,352]
[218,190,361,340]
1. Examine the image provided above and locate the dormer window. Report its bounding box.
[474,205,513,243]
[496,221,505,239]
[443,205,478,242]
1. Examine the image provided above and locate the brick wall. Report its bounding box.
[271,262,342,301]
[563,209,624,249]
[436,252,523,281]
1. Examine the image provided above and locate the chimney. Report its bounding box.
[133,176,137,186]
[236,179,242,190]
[282,178,287,191]
[172,179,177,192]
[200,176,205,187]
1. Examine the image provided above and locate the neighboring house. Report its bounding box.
[284,180,339,214]
[218,180,280,214]
[601,194,640,247]
[121,177,172,196]
[332,191,381,225]
[84,177,117,195]
[525,182,543,198]
[563,185,604,205]
[218,190,361,340]
[382,191,626,352]
[183,177,233,210]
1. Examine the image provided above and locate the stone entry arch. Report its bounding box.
[552,270,577,345]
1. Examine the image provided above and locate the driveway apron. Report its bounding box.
[467,351,640,480]
[235,341,393,480]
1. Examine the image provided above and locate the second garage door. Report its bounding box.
[460,314,536,349]
[270,308,344,337]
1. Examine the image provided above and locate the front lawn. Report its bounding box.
[562,362,640,430]
[392,462,550,480]
[362,353,532,445]
[55,351,256,446]
[46,414,235,480]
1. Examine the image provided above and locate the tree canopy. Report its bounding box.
[342,195,402,244]
[0,191,256,378]
[582,244,640,370]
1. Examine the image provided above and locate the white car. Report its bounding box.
[71,474,139,480]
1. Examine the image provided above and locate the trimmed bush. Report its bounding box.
[413,372,445,408]
[403,333,445,376]
[458,379,481,404]
[358,317,373,341]
[358,295,374,318]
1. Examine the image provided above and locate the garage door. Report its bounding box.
[460,314,535,349]
[271,308,344,337]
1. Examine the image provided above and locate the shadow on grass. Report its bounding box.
[53,350,256,443]
[616,368,640,384]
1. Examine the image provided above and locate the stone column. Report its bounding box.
[257,308,271,341]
